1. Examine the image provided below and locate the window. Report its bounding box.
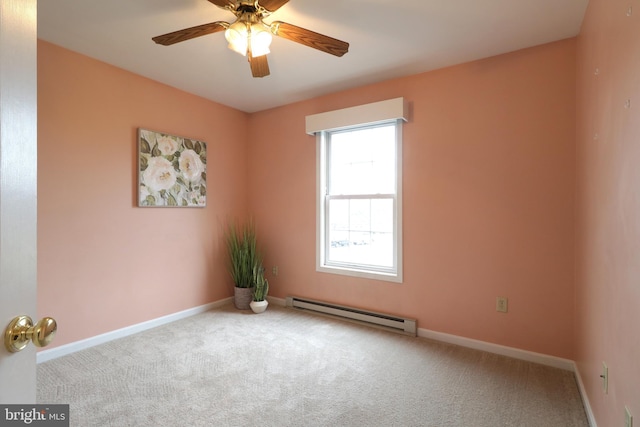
[307,98,406,282]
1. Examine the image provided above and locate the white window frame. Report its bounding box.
[306,98,407,283]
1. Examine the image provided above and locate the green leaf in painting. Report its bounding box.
[182,198,188,206]
[200,152,207,164]
[200,185,206,196]
[176,176,186,187]
[145,195,156,205]
[184,139,194,150]
[151,143,161,157]
[194,141,202,154]
[140,156,148,171]
[140,138,151,154]
[201,172,206,181]
[168,194,178,206]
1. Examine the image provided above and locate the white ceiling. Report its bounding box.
[37,0,589,113]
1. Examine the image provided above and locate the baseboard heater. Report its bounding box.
[285,296,417,336]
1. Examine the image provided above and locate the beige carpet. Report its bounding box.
[37,304,589,427]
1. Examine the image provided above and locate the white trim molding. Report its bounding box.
[418,327,574,370]
[305,97,409,135]
[267,296,287,306]
[37,298,232,363]
[573,362,598,427]
[418,327,596,426]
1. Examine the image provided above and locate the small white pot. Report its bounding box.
[250,300,269,314]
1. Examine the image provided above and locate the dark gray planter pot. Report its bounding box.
[234,287,254,310]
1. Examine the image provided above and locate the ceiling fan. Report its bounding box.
[152,0,349,78]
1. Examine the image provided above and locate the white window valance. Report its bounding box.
[305,97,409,135]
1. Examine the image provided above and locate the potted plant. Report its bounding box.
[225,220,261,310]
[250,265,269,314]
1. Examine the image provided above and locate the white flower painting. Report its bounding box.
[138,129,207,207]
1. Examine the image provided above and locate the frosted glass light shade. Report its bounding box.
[225,21,272,57]
[225,21,249,56]
[249,24,272,57]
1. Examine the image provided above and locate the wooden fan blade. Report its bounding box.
[207,0,233,8]
[249,53,270,78]
[270,21,349,57]
[152,21,227,46]
[259,0,290,13]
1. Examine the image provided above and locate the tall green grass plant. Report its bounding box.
[225,221,261,288]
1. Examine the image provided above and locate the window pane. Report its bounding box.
[329,125,396,195]
[372,199,393,233]
[328,198,393,268]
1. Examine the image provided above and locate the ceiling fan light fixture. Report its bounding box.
[225,16,272,58]
[225,21,249,56]
[152,1,349,78]
[249,23,272,57]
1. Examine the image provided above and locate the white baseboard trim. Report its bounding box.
[267,296,286,307]
[573,362,598,427]
[418,328,575,371]
[277,296,594,418]
[419,328,596,425]
[277,297,574,371]
[37,298,232,364]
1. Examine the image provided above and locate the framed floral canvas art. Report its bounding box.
[138,128,207,207]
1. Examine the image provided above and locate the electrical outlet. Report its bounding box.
[601,362,608,394]
[626,406,633,427]
[496,297,508,313]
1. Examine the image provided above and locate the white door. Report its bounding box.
[0,0,38,403]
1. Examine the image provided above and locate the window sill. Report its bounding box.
[316,264,402,283]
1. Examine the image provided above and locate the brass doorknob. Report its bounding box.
[4,315,57,353]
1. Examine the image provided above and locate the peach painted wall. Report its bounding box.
[37,37,579,363]
[248,39,577,358]
[37,40,248,348]
[575,0,640,424]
